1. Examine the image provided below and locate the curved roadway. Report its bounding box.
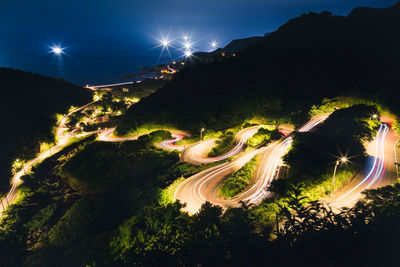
[328,122,399,209]
[2,95,398,219]
[1,100,98,215]
[174,115,329,213]
[181,126,260,165]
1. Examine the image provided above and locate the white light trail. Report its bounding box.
[335,124,389,204]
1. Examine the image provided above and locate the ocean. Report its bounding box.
[1,52,171,86]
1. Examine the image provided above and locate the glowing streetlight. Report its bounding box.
[332,156,348,190]
[211,41,217,48]
[161,39,170,47]
[372,114,378,119]
[200,128,205,141]
[184,36,188,41]
[51,46,63,55]
[184,42,191,50]
[185,50,192,57]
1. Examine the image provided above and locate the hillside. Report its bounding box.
[117,1,400,135]
[1,3,400,266]
[223,36,264,53]
[193,36,264,63]
[0,68,92,193]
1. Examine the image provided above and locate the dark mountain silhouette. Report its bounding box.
[223,36,264,53]
[193,36,264,62]
[0,68,92,193]
[117,1,400,135]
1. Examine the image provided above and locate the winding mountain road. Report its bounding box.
[174,115,329,213]
[329,122,399,209]
[181,126,260,165]
[1,94,398,219]
[1,100,99,215]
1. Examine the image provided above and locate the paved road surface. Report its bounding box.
[328,123,399,209]
[174,115,329,213]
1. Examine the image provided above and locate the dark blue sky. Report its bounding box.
[0,0,397,84]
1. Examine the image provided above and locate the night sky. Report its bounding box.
[0,0,397,84]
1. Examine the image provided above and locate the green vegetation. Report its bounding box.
[208,126,241,157]
[0,132,248,266]
[272,104,378,198]
[0,68,92,194]
[247,127,280,147]
[220,156,258,197]
[158,176,185,206]
[61,131,174,194]
[67,92,132,134]
[116,122,178,137]
[202,129,224,139]
[2,3,400,266]
[117,79,166,99]
[0,133,195,266]
[309,96,374,116]
[274,183,400,266]
[174,136,198,146]
[1,125,400,266]
[110,202,267,267]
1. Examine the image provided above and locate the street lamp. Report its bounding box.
[200,128,205,141]
[50,46,64,55]
[331,157,347,190]
[16,158,26,174]
[161,38,170,48]
[185,50,192,58]
[184,42,191,50]
[0,198,5,211]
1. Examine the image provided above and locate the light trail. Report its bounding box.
[333,124,390,206]
[98,128,140,142]
[395,137,400,180]
[1,100,99,215]
[159,134,185,151]
[86,82,135,90]
[174,115,329,213]
[183,126,260,165]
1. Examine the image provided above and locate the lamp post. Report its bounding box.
[200,128,205,141]
[16,158,25,174]
[0,198,5,211]
[332,157,347,191]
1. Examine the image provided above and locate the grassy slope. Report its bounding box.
[219,155,258,198]
[0,68,92,194]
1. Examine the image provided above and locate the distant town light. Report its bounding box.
[185,50,192,57]
[51,46,63,55]
[161,39,170,47]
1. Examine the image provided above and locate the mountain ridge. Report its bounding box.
[117,1,400,136]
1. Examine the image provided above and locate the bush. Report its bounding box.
[280,104,378,196]
[61,138,178,194]
[220,156,258,197]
